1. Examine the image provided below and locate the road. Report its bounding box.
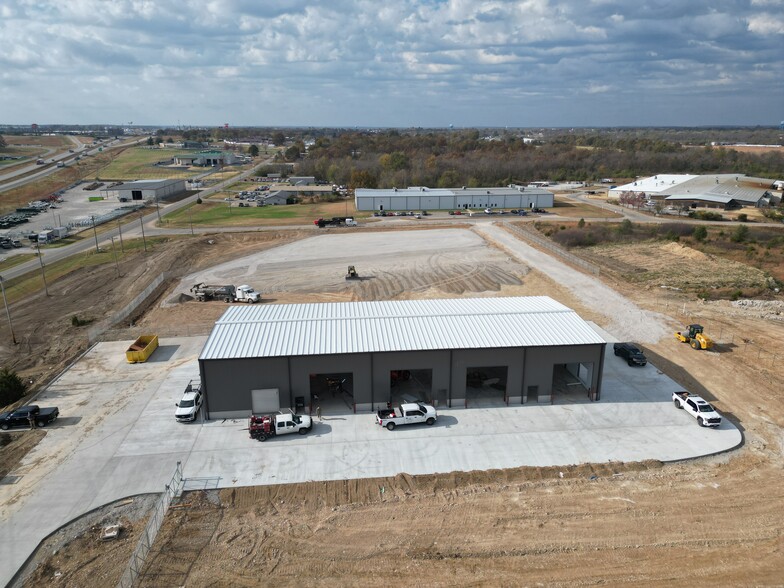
[0,160,271,281]
[0,137,142,194]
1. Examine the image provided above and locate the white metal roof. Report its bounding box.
[199,296,605,361]
[611,175,697,194]
[355,185,553,199]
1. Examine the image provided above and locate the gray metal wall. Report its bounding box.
[451,347,525,405]
[289,353,372,410]
[355,192,554,211]
[201,343,605,418]
[371,350,451,410]
[200,356,290,419]
[524,344,604,403]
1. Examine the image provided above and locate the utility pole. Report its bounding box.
[189,207,194,236]
[110,236,120,277]
[36,243,49,296]
[139,211,147,252]
[91,215,99,253]
[156,196,162,223]
[117,219,124,252]
[0,275,17,344]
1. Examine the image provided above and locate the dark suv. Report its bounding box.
[613,342,647,366]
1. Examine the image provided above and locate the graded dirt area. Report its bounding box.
[7,222,784,586]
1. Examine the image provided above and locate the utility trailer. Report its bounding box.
[191,283,236,302]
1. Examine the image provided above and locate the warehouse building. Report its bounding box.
[198,296,606,419]
[354,185,554,212]
[609,174,779,209]
[100,179,187,202]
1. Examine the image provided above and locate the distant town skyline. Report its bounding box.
[1,1,782,128]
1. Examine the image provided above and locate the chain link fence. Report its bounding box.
[502,221,601,275]
[676,301,782,370]
[117,462,184,588]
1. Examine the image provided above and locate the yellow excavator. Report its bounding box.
[675,324,713,350]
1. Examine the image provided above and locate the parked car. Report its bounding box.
[376,403,437,430]
[673,392,722,427]
[175,386,203,422]
[613,342,647,366]
[0,405,59,429]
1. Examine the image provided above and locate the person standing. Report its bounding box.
[28,412,36,430]
[316,405,322,421]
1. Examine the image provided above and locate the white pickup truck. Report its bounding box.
[376,402,437,430]
[673,391,722,427]
[249,410,312,441]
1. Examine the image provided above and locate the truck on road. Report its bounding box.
[672,391,722,427]
[315,217,349,228]
[376,402,437,430]
[0,405,59,429]
[235,284,261,303]
[249,410,312,441]
[190,283,261,303]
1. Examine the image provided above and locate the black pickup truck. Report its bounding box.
[0,405,59,430]
[613,342,648,366]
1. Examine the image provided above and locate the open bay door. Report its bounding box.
[251,388,280,415]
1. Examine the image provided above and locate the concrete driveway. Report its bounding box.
[0,336,741,586]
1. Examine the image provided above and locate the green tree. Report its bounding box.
[693,225,708,241]
[0,367,28,407]
[272,132,286,146]
[0,134,6,148]
[146,136,155,146]
[577,218,586,228]
[248,144,259,157]
[730,224,749,243]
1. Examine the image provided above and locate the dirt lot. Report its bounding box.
[7,223,784,586]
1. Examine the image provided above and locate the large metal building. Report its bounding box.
[198,296,606,419]
[355,185,554,212]
[100,179,187,202]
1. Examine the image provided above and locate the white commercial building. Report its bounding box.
[355,185,554,212]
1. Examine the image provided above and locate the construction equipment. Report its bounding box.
[346,265,360,280]
[675,324,713,350]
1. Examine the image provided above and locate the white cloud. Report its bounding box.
[0,0,781,126]
[747,14,784,34]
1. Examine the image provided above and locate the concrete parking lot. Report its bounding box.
[0,335,741,585]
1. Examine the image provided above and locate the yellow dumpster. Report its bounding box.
[126,335,159,363]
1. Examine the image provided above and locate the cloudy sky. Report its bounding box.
[1,0,782,127]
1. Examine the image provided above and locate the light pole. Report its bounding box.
[36,243,49,296]
[139,211,147,252]
[0,275,17,345]
[91,215,99,253]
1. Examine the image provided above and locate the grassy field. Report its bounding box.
[96,148,200,180]
[552,195,624,218]
[164,200,360,227]
[0,253,37,272]
[1,236,169,303]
